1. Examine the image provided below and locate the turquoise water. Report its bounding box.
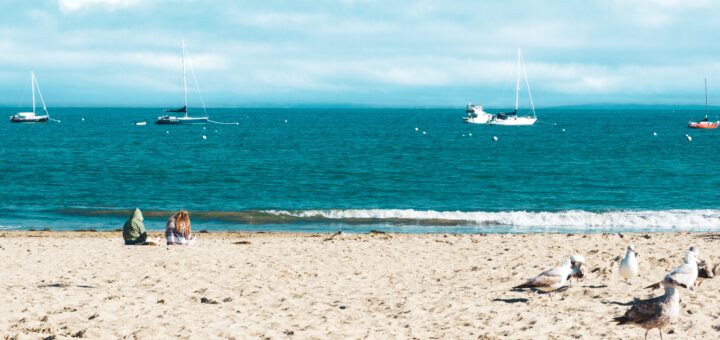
[1,107,719,233]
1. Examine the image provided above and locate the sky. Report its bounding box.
[1,0,720,107]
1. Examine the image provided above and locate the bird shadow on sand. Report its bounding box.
[511,286,570,294]
[492,297,530,304]
[38,283,95,289]
[581,284,608,289]
[602,299,638,306]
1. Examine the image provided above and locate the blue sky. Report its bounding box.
[1,0,720,107]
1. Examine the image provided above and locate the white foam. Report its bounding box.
[262,209,720,230]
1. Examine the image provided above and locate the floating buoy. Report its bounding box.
[214,130,218,133]
[202,135,207,140]
[562,128,566,132]
[653,131,657,136]
[468,133,473,136]
[686,134,692,141]
[165,131,170,134]
[462,134,466,137]
[203,126,206,130]
[422,131,427,135]
[415,127,419,131]
[81,118,85,121]
[492,136,498,141]
[284,119,288,123]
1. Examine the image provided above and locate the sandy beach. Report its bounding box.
[1,231,718,339]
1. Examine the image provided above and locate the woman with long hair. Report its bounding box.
[165,209,196,245]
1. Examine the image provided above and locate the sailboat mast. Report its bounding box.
[31,71,36,114]
[182,40,188,118]
[705,78,708,119]
[515,49,520,112]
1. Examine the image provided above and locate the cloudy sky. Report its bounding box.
[1,0,720,107]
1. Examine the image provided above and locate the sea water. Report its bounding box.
[1,107,719,233]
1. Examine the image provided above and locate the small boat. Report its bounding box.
[688,78,718,129]
[10,71,52,123]
[488,49,538,126]
[156,40,209,125]
[463,103,493,124]
[134,121,147,126]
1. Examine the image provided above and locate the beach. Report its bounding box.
[1,231,718,339]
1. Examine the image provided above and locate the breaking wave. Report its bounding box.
[262,209,720,230]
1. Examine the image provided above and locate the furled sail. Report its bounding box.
[164,105,187,113]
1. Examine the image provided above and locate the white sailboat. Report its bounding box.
[489,49,537,126]
[156,40,209,125]
[10,71,52,123]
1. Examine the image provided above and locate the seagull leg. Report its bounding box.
[659,328,663,340]
[644,329,648,340]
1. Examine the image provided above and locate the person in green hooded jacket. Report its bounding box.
[123,208,148,245]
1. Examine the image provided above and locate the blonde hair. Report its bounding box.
[174,210,191,237]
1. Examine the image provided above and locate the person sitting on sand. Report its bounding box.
[166,210,196,245]
[123,208,148,245]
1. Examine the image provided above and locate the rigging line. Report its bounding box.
[33,73,50,116]
[208,119,239,125]
[519,51,536,118]
[184,48,208,116]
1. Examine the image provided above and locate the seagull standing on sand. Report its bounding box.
[620,244,639,284]
[646,248,698,291]
[513,255,585,299]
[613,276,687,340]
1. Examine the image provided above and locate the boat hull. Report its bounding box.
[10,115,49,123]
[155,116,209,125]
[489,116,537,126]
[463,115,493,124]
[688,121,718,129]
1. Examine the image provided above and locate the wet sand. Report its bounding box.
[1,231,718,339]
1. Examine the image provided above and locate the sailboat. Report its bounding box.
[688,78,718,129]
[10,71,52,123]
[156,40,209,125]
[489,49,537,126]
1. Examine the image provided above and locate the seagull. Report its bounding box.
[492,136,498,141]
[613,276,686,340]
[620,244,639,284]
[567,255,586,282]
[646,249,698,291]
[653,131,657,136]
[686,134,692,141]
[513,255,584,299]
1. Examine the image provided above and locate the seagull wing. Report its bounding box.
[616,295,665,325]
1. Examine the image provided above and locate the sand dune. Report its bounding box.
[1,231,718,339]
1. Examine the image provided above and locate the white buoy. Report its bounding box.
[214,130,218,133]
[202,135,207,140]
[81,118,85,121]
[468,133,473,136]
[462,134,466,137]
[492,136,498,141]
[415,127,419,131]
[686,134,692,141]
[653,131,657,136]
[562,128,566,132]
[284,119,288,123]
[165,131,170,134]
[422,131,427,135]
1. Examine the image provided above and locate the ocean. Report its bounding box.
[1,107,719,233]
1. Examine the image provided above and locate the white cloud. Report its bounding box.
[58,0,141,13]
